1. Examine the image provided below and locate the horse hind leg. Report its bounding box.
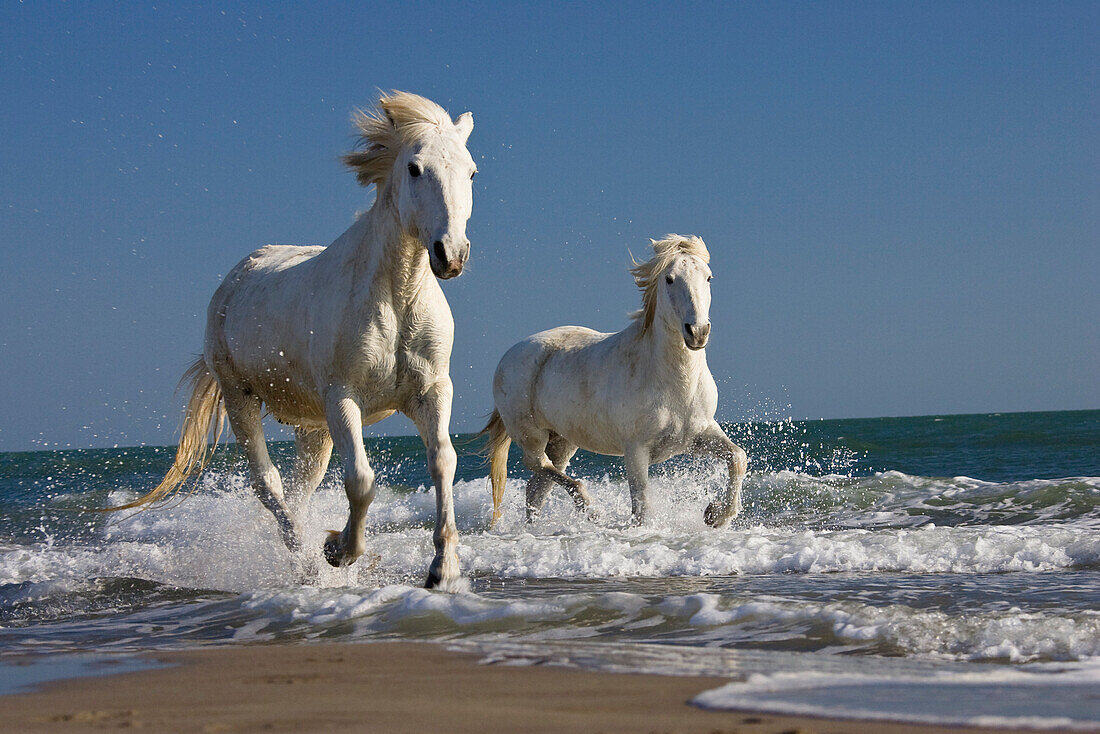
[546,436,596,520]
[523,472,554,522]
[222,387,302,551]
[280,427,331,581]
[286,426,333,519]
[517,429,555,521]
[522,434,594,522]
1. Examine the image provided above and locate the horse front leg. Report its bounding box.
[322,388,376,567]
[624,443,652,525]
[409,379,462,591]
[693,422,748,528]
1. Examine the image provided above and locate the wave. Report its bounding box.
[693,663,1100,730]
[94,465,1100,531]
[4,471,1098,593]
[2,468,1098,660]
[5,576,1098,664]
[240,585,1100,663]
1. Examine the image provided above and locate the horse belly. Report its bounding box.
[557,422,625,457]
[250,366,326,426]
[534,364,626,456]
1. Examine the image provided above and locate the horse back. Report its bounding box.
[493,326,631,453]
[494,323,718,457]
[205,244,329,424]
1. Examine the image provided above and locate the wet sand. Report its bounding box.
[0,641,1052,733]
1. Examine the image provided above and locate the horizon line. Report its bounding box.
[6,406,1097,456]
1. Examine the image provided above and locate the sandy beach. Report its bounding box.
[0,641,1051,734]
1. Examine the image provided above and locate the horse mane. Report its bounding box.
[342,90,455,188]
[629,234,710,332]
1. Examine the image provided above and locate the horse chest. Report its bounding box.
[340,310,449,405]
[641,410,690,452]
[639,387,713,456]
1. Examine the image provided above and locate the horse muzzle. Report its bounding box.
[684,322,711,350]
[430,239,469,280]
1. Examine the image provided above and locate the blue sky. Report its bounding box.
[1,2,1097,451]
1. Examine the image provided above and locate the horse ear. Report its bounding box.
[453,112,473,143]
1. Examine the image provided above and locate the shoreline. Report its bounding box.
[0,641,1064,734]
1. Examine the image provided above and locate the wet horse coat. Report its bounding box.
[485,235,748,527]
[116,92,476,589]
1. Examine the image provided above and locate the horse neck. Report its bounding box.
[632,315,707,387]
[330,187,433,305]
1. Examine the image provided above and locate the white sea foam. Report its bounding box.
[13,515,1099,663]
[693,662,1100,729]
[3,470,1098,664]
[72,472,1100,588]
[217,584,1100,663]
[2,470,1096,595]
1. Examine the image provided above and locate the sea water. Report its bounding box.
[2,410,1098,727]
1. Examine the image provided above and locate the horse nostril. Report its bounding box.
[685,323,710,344]
[433,240,446,263]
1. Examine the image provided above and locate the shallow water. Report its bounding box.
[1,410,1098,727]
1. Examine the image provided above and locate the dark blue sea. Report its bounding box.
[2,410,1098,727]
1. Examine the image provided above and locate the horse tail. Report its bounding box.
[103,357,226,512]
[479,410,511,526]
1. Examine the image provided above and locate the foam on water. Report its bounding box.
[692,662,1100,730]
[221,584,1100,663]
[2,469,1098,668]
[451,639,1100,729]
[11,470,1098,594]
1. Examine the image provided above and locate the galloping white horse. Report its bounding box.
[484,235,747,527]
[113,91,476,589]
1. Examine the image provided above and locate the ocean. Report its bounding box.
[2,410,1098,728]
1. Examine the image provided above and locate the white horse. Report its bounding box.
[112,91,476,589]
[484,235,747,527]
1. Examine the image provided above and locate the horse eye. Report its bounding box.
[470,170,477,180]
[707,275,712,282]
[407,162,422,178]
[665,275,674,284]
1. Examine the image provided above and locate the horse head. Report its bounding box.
[344,91,476,279]
[632,235,713,350]
[661,251,712,350]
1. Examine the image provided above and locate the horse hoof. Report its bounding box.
[704,502,717,526]
[584,506,601,522]
[704,502,732,528]
[322,530,347,568]
[425,554,462,591]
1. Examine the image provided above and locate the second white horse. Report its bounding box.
[484,234,748,527]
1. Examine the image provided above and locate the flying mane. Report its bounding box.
[629,234,711,331]
[342,91,454,188]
